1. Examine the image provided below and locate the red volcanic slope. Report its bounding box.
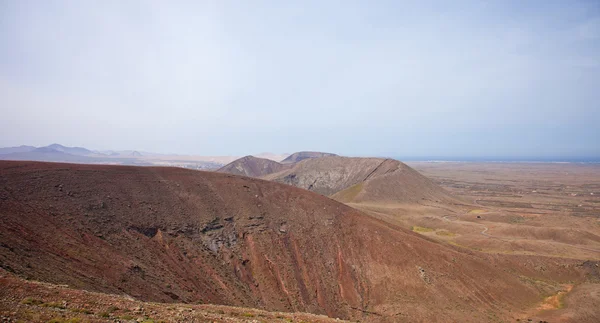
[0,161,585,321]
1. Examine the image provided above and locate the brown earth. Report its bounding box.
[1,161,593,322]
[217,156,291,178]
[338,162,600,321]
[408,162,600,218]
[399,162,600,260]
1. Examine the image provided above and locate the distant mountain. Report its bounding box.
[0,144,238,169]
[32,147,63,153]
[45,143,93,156]
[0,144,96,163]
[280,151,337,164]
[254,152,290,162]
[0,148,96,163]
[0,145,36,155]
[217,155,290,178]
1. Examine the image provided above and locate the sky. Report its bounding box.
[1,0,599,159]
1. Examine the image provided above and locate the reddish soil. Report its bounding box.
[0,268,344,322]
[0,161,595,322]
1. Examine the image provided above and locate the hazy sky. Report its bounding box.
[1,0,599,158]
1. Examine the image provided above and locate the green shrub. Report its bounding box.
[70,308,92,315]
[46,318,81,323]
[41,302,66,309]
[21,297,44,305]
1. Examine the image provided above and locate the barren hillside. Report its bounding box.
[217,155,290,178]
[0,161,592,322]
[0,268,348,323]
[265,156,457,204]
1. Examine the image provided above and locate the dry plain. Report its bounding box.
[345,162,600,322]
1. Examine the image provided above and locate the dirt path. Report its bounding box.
[442,207,600,254]
[442,214,492,239]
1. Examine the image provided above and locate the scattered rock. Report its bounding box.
[417,266,431,284]
[279,224,288,233]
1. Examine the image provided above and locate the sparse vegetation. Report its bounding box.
[411,226,434,233]
[468,209,486,214]
[46,318,81,323]
[335,182,364,202]
[509,216,526,224]
[21,297,43,305]
[107,305,119,313]
[2,159,599,323]
[41,302,66,309]
[70,308,93,314]
[557,292,567,309]
[435,230,455,237]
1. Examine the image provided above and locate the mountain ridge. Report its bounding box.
[281,151,338,164]
[217,155,290,178]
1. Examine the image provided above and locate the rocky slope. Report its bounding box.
[0,161,588,322]
[217,155,290,178]
[0,268,344,323]
[264,156,456,204]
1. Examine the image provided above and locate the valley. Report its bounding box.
[1,157,599,322]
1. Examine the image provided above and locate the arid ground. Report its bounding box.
[1,160,599,322]
[404,162,600,260]
[348,162,600,322]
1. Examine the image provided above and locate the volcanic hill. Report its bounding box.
[220,154,456,204]
[217,155,290,178]
[0,161,591,322]
[270,157,457,204]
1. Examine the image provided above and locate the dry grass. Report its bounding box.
[411,226,434,233]
[435,230,456,237]
[468,209,486,214]
[332,182,364,203]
